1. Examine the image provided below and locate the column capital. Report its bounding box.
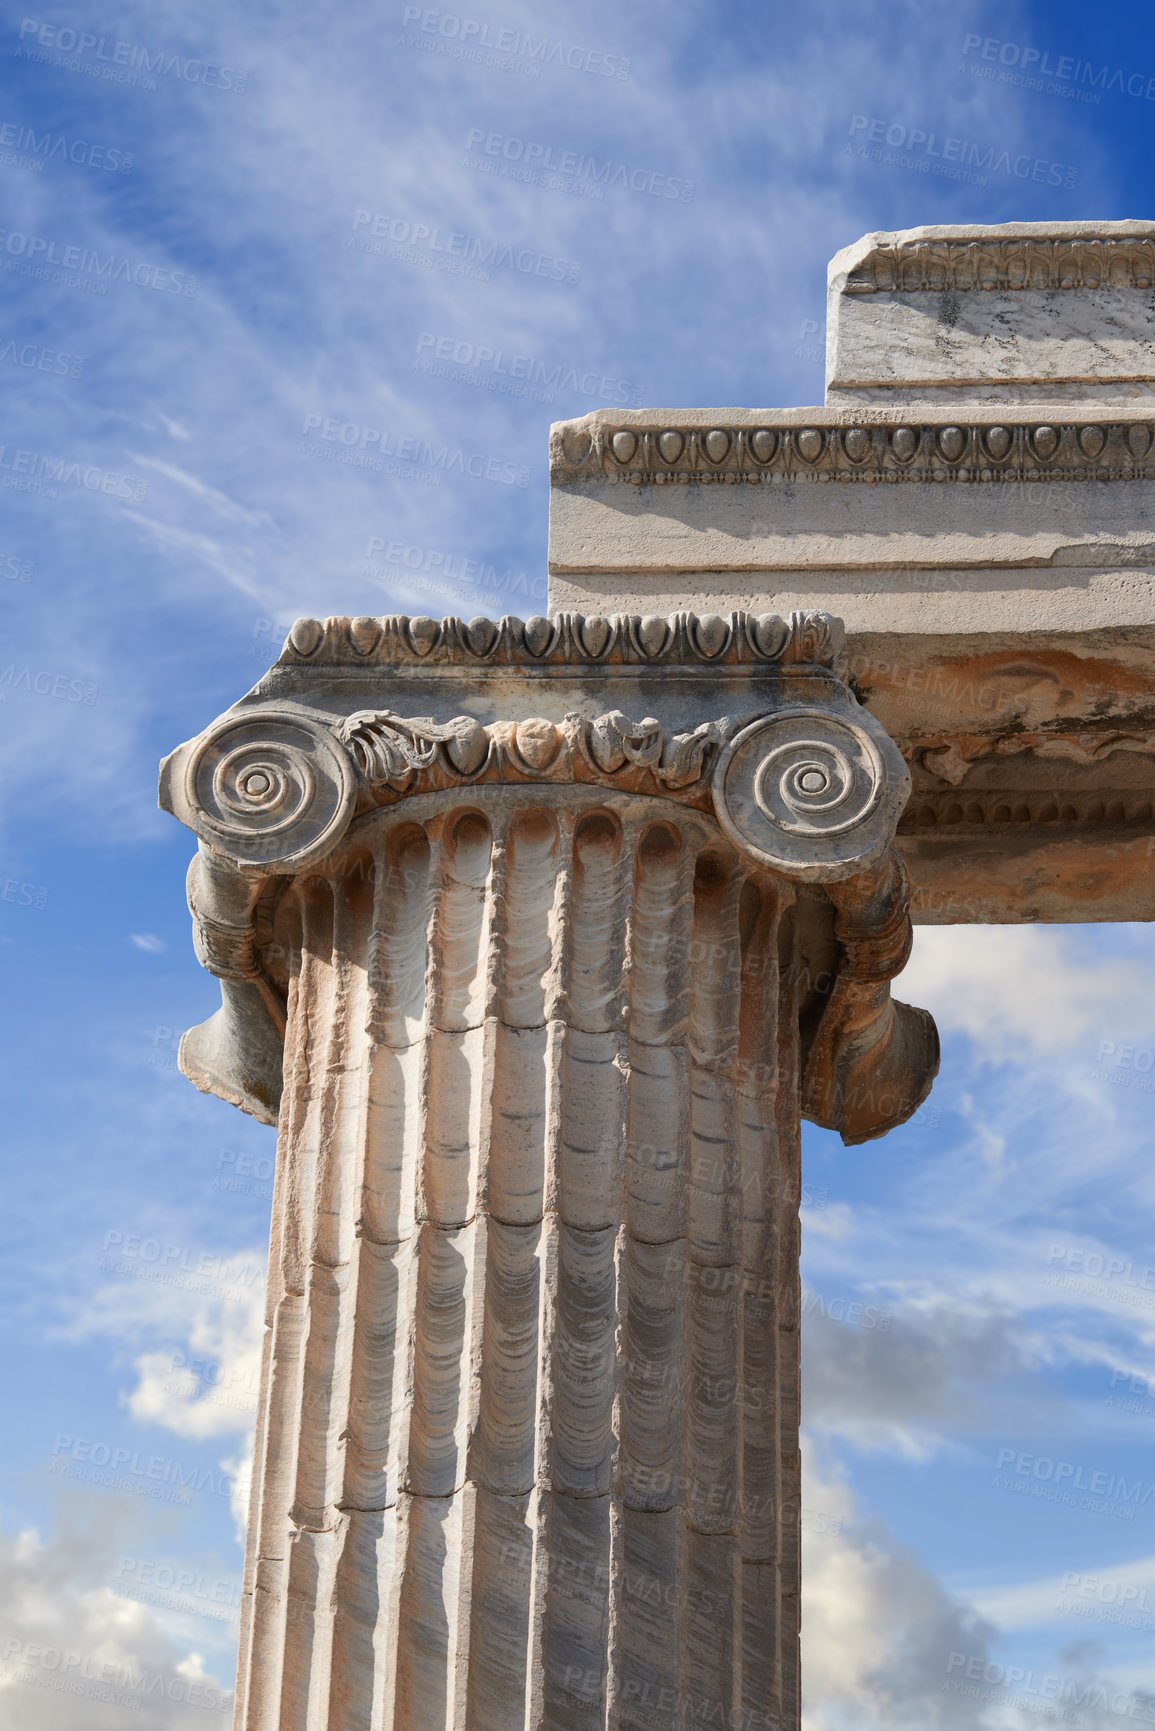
[160,607,908,883]
[159,611,934,1145]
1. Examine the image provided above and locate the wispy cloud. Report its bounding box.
[0,0,1145,1723]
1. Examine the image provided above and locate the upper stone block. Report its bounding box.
[826,221,1155,404]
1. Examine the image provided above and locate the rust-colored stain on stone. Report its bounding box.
[853,644,1155,743]
[899,832,1155,923]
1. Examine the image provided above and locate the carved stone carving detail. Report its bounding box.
[918,729,1155,784]
[162,710,358,874]
[895,728,1155,835]
[165,703,908,886]
[339,709,491,781]
[550,418,1155,485]
[714,708,905,878]
[338,706,724,796]
[158,613,908,880]
[276,607,841,670]
[842,233,1155,294]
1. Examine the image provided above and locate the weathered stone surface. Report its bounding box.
[547,406,1155,622]
[231,791,809,1729]
[162,611,935,1730]
[857,636,1155,923]
[162,610,931,1130]
[547,224,1155,921]
[826,222,1155,403]
[226,799,926,1727]
[161,609,911,884]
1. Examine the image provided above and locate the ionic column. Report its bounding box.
[160,610,937,1731]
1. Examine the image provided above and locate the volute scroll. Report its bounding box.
[159,708,358,875]
[711,701,911,881]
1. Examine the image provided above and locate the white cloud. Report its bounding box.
[897,927,1141,1060]
[120,1280,263,1443]
[0,1514,232,1728]
[128,934,165,954]
[129,458,274,531]
[801,1442,997,1730]
[155,413,192,443]
[970,1553,1155,1634]
[802,1447,1155,1729]
[217,1450,254,1551]
[62,1252,265,1547]
[803,1203,858,1243]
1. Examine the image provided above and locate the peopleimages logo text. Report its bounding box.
[351,209,580,283]
[17,18,246,90]
[995,1446,1155,1505]
[299,414,529,488]
[413,332,645,408]
[0,1637,231,1713]
[0,227,197,295]
[1060,1570,1155,1614]
[963,32,1155,99]
[465,129,694,201]
[51,1434,235,1499]
[945,1652,1155,1723]
[0,337,83,378]
[0,119,133,172]
[0,447,147,501]
[847,115,1078,187]
[365,538,547,603]
[400,8,630,78]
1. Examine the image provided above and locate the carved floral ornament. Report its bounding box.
[158,615,910,885]
[549,419,1154,485]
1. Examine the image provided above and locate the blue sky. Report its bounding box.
[2,0,1155,1723]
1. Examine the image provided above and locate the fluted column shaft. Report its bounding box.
[235,785,803,1731]
[160,607,936,1731]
